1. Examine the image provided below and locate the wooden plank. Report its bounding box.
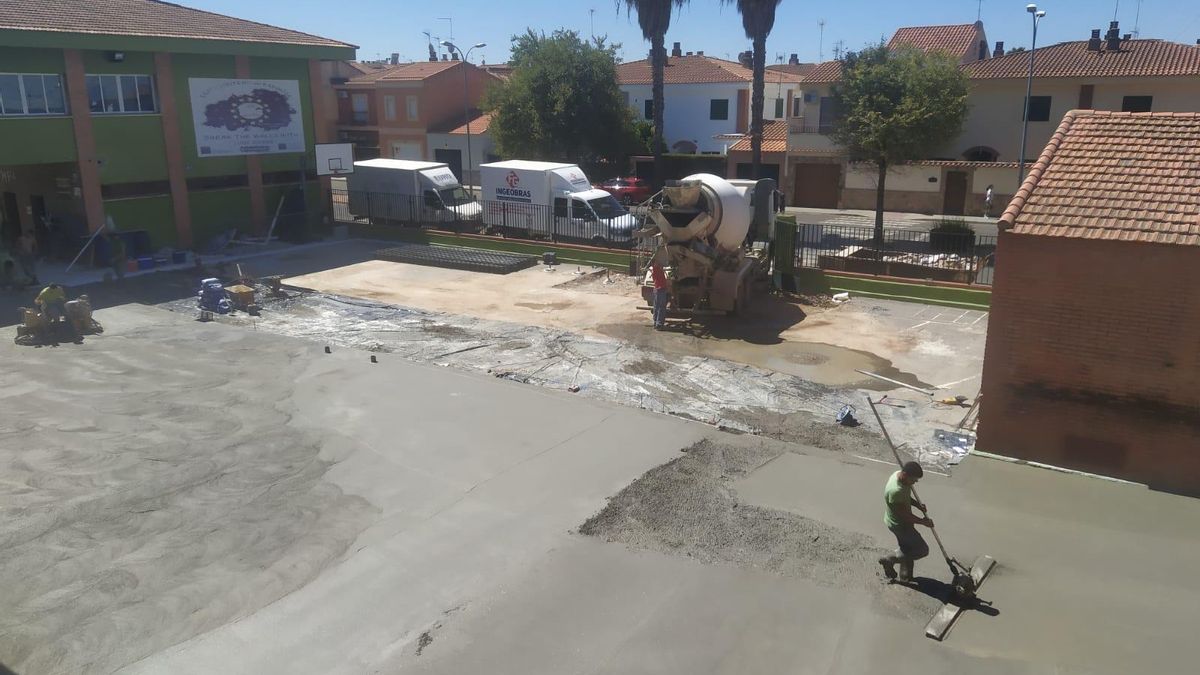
[924,555,998,641]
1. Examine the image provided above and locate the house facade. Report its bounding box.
[333,60,496,171]
[783,20,1200,215]
[0,0,355,251]
[979,110,1200,495]
[424,112,496,186]
[617,45,802,155]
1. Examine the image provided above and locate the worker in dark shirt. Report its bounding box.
[650,261,670,330]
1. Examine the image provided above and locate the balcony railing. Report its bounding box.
[788,117,835,135]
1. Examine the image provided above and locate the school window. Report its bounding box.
[0,73,67,116]
[644,99,653,119]
[383,95,397,121]
[1022,95,1052,122]
[774,98,784,118]
[709,99,728,120]
[85,74,156,114]
[1121,96,1152,113]
[406,95,419,121]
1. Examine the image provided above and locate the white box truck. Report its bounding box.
[479,160,638,246]
[347,159,480,223]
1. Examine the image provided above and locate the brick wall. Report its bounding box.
[978,232,1200,495]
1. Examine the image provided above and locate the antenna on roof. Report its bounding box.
[1132,0,1143,37]
[977,0,983,22]
[1113,0,1120,22]
[818,19,826,61]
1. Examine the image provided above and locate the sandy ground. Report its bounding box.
[284,261,985,392]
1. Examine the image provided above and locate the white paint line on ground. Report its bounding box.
[934,375,979,390]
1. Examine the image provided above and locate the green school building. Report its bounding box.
[0,0,355,259]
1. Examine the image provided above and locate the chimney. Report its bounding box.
[993,41,1005,57]
[686,51,693,56]
[671,41,682,57]
[390,53,399,65]
[696,50,704,56]
[1106,21,1122,50]
[1087,29,1102,51]
[789,53,799,65]
[450,51,459,61]
[441,54,448,61]
[738,50,753,68]
[1123,33,1132,41]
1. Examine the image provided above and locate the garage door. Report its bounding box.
[792,163,841,209]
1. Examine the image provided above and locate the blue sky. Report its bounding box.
[186,0,1200,65]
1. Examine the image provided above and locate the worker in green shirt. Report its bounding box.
[878,461,934,583]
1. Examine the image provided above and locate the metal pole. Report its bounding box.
[1017,14,1040,188]
[462,50,475,196]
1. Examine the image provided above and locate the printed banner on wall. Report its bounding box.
[188,78,306,157]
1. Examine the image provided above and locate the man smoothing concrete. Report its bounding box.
[879,461,934,582]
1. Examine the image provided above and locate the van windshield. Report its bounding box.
[588,195,627,220]
[438,187,474,207]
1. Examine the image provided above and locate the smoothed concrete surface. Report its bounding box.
[735,448,1200,674]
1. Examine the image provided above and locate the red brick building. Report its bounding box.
[979,110,1200,495]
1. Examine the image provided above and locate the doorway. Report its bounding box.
[943,171,968,216]
[792,163,841,209]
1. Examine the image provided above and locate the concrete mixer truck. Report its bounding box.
[636,173,777,316]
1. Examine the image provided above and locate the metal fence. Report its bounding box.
[794,222,997,285]
[331,185,638,249]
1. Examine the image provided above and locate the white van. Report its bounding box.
[479,160,638,246]
[347,159,480,223]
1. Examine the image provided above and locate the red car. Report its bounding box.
[596,177,653,205]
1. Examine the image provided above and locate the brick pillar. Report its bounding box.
[63,49,105,233]
[235,55,267,233]
[154,52,193,247]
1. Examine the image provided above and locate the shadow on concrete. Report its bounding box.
[0,661,18,674]
[905,576,1001,617]
[668,295,810,346]
[0,240,384,328]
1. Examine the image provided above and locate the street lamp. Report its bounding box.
[440,40,487,195]
[1017,4,1046,188]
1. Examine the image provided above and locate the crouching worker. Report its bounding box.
[878,461,934,583]
[36,283,68,321]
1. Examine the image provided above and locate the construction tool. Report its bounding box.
[866,396,996,641]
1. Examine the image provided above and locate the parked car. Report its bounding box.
[595,177,653,205]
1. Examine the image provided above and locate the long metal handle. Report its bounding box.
[866,396,954,566]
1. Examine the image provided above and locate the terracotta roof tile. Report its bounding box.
[618,55,803,85]
[447,112,492,135]
[888,22,983,60]
[348,61,464,83]
[729,120,789,152]
[802,60,844,84]
[966,39,1200,79]
[1000,111,1200,245]
[767,63,816,77]
[0,0,354,48]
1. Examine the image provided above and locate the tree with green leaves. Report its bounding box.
[726,0,783,180]
[831,43,969,244]
[620,0,688,185]
[484,29,637,162]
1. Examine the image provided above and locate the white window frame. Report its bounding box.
[85,74,158,114]
[0,73,68,116]
[383,95,397,121]
[405,95,419,121]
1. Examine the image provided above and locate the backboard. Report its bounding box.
[315,143,355,176]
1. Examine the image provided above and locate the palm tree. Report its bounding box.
[728,0,783,179]
[621,0,687,186]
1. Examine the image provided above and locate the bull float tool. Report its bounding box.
[866,396,997,641]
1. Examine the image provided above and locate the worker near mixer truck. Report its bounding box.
[878,461,934,583]
[650,262,670,330]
